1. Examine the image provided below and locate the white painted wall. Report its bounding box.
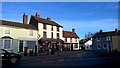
[38,23,63,40]
[0,25,38,52]
[84,39,92,50]
[63,37,79,50]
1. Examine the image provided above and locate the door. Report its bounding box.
[71,44,73,51]
[19,41,23,52]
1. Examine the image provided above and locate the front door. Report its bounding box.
[71,44,73,51]
[19,40,23,52]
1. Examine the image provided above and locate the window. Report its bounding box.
[29,30,33,36]
[51,26,53,31]
[65,38,67,42]
[5,28,10,34]
[96,37,100,41]
[51,32,53,38]
[70,38,72,42]
[103,44,107,49]
[75,38,77,42]
[57,33,59,39]
[97,44,101,49]
[4,39,11,49]
[43,24,47,29]
[43,31,47,38]
[74,44,78,48]
[57,27,59,32]
[106,36,111,41]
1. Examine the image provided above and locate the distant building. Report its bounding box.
[29,12,64,51]
[92,29,120,52]
[63,29,80,50]
[84,38,92,50]
[79,38,92,50]
[0,13,38,53]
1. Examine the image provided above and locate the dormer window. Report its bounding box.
[43,24,47,29]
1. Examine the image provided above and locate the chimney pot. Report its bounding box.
[115,29,118,32]
[23,13,28,24]
[72,28,75,32]
[47,16,51,21]
[99,30,103,33]
[35,12,40,18]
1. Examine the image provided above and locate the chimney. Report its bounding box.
[99,30,103,33]
[115,29,118,32]
[23,13,28,24]
[35,12,40,18]
[72,28,75,32]
[47,16,51,21]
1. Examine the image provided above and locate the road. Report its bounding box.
[2,51,120,68]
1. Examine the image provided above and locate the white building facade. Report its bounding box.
[63,29,80,50]
[0,14,38,53]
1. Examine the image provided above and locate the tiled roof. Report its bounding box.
[0,20,38,30]
[63,31,79,38]
[32,16,63,27]
[92,30,120,38]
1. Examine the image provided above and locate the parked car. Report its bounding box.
[0,49,22,63]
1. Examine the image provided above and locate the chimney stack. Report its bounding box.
[72,28,75,32]
[35,12,40,18]
[115,29,118,32]
[47,16,51,21]
[99,30,103,33]
[23,13,28,24]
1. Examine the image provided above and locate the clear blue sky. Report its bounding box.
[2,2,118,39]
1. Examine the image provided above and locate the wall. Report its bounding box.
[38,23,63,40]
[112,35,120,51]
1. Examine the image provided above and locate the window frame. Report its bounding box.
[51,26,53,31]
[97,44,101,49]
[51,32,53,38]
[43,24,47,29]
[96,37,100,41]
[106,36,111,41]
[65,38,67,42]
[4,27,10,34]
[103,43,107,49]
[43,31,47,38]
[57,33,59,39]
[29,30,33,36]
[3,39,12,49]
[70,38,72,42]
[57,27,59,32]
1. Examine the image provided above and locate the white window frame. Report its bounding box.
[103,43,108,49]
[29,30,33,36]
[97,44,101,49]
[106,36,111,41]
[96,37,100,41]
[3,39,12,49]
[4,27,10,35]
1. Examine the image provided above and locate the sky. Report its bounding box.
[1,2,119,39]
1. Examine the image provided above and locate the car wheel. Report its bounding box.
[11,58,17,63]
